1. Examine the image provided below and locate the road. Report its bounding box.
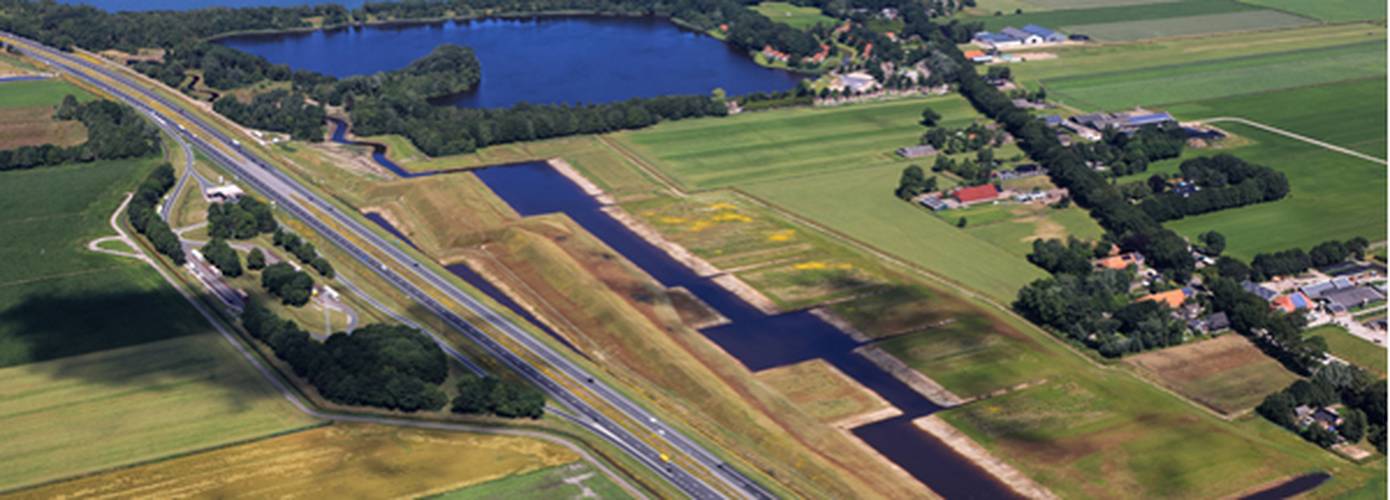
[4,33,769,500]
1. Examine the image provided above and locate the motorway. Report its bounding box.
[3,34,772,500]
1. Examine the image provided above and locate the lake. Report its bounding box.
[218,16,804,108]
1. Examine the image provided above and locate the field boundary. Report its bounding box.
[1201,116,1388,164]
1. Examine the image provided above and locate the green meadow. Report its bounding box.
[1044,40,1385,110]
[752,2,836,30]
[1063,9,1314,41]
[976,0,1262,31]
[1239,0,1386,22]
[874,314,1058,397]
[614,95,979,190]
[0,78,93,109]
[1309,324,1386,377]
[0,159,212,367]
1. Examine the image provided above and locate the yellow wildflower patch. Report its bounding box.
[767,229,796,242]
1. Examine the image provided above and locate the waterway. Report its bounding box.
[219,16,803,108]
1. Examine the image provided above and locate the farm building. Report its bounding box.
[1139,287,1195,309]
[973,32,1021,49]
[952,184,1000,205]
[1272,292,1313,314]
[1321,286,1384,313]
[962,49,992,63]
[1001,27,1042,45]
[994,163,1042,180]
[1042,115,1063,127]
[1242,281,1280,302]
[973,24,1065,49]
[1302,277,1356,299]
[1188,312,1230,334]
[1022,24,1066,43]
[1070,110,1177,135]
[897,145,937,159]
[919,195,948,211]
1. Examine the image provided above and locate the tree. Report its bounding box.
[1341,408,1368,443]
[956,217,968,228]
[247,247,266,270]
[920,107,942,127]
[895,165,932,200]
[1199,231,1226,256]
[202,238,243,277]
[1257,391,1297,428]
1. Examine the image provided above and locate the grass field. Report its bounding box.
[754,359,895,425]
[1165,78,1387,158]
[976,0,1264,31]
[432,462,629,499]
[0,106,87,150]
[874,313,1058,397]
[1309,324,1386,377]
[1239,0,1385,22]
[1124,334,1300,415]
[752,2,836,30]
[948,201,1105,257]
[0,334,316,490]
[743,164,1047,302]
[0,159,213,367]
[0,78,93,109]
[1045,40,1385,110]
[614,95,980,189]
[17,423,577,498]
[1064,9,1314,41]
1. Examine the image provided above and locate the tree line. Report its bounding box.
[1258,362,1386,454]
[273,228,335,279]
[0,96,161,171]
[214,89,326,141]
[1138,154,1289,223]
[126,163,185,265]
[1206,237,1370,283]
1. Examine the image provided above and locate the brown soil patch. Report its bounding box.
[1126,334,1274,384]
[668,286,729,329]
[0,107,86,149]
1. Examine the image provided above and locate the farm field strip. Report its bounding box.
[1044,39,1385,110]
[1237,0,1387,22]
[976,0,1266,32]
[1060,9,1314,41]
[1123,334,1299,415]
[0,78,92,108]
[752,2,836,30]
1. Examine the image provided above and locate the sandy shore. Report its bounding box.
[914,415,1058,500]
[549,158,615,205]
[811,307,872,343]
[710,274,781,315]
[854,345,966,407]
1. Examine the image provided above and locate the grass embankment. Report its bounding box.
[431,461,631,499]
[754,359,895,425]
[0,335,318,491]
[17,423,576,498]
[752,2,837,30]
[1308,324,1386,377]
[1123,334,1300,415]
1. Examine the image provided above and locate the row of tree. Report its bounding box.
[202,238,242,277]
[1138,155,1289,223]
[208,196,277,240]
[1257,362,1386,453]
[260,262,314,306]
[126,163,185,265]
[451,374,546,419]
[1223,237,1371,282]
[0,96,161,171]
[1207,278,1325,373]
[272,228,335,278]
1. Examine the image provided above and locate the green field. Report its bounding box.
[1064,9,1314,41]
[752,2,836,30]
[965,0,1178,16]
[0,159,212,367]
[742,164,1048,302]
[875,314,1058,397]
[0,334,317,490]
[1239,0,1386,22]
[614,95,980,190]
[949,201,1105,257]
[1310,324,1386,377]
[431,462,630,499]
[1165,78,1387,158]
[0,78,93,108]
[976,0,1263,31]
[1044,40,1385,110]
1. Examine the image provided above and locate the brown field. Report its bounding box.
[356,173,519,262]
[0,107,86,150]
[754,359,898,426]
[1125,334,1301,415]
[12,424,578,499]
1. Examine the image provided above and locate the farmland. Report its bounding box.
[433,462,630,499]
[1123,334,1300,415]
[1309,325,1386,377]
[752,2,836,30]
[0,78,92,109]
[873,313,1058,398]
[754,359,896,425]
[1239,0,1386,22]
[613,95,978,190]
[944,200,1104,257]
[1044,40,1385,110]
[15,424,577,499]
[974,0,1314,40]
[0,334,316,490]
[0,106,87,150]
[1063,10,1313,41]
[0,159,211,367]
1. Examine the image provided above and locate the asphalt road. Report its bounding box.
[4,33,772,500]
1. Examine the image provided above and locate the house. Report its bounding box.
[1055,132,1073,146]
[1189,312,1231,333]
[1123,112,1176,129]
[1273,292,1313,314]
[1022,24,1066,43]
[1242,281,1279,301]
[1139,287,1194,309]
[1014,191,1047,203]
[897,145,937,159]
[205,184,244,202]
[1322,286,1385,313]
[1061,119,1103,141]
[1096,252,1144,271]
[952,184,1000,205]
[973,32,1021,49]
[962,49,992,63]
[1302,277,1355,300]
[994,163,1042,180]
[1011,98,1046,110]
[1042,115,1063,127]
[1000,27,1043,45]
[1171,180,1200,198]
[761,45,789,62]
[1295,405,1317,427]
[1313,407,1343,430]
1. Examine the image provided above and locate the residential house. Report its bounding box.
[1139,287,1194,309]
[1189,312,1231,334]
[1022,24,1067,43]
[1273,292,1313,314]
[963,49,992,63]
[1242,281,1279,302]
[897,145,937,159]
[1095,252,1144,271]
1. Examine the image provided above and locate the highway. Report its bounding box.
[3,34,773,500]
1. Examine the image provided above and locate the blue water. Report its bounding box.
[219,16,803,108]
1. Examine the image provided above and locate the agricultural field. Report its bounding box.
[873,312,1058,398]
[1123,334,1300,415]
[1165,78,1387,158]
[1160,124,1386,259]
[1239,0,1386,22]
[754,359,896,425]
[0,106,87,150]
[752,2,836,30]
[1309,324,1386,377]
[742,163,1048,302]
[0,78,92,109]
[1043,40,1385,110]
[0,159,211,367]
[965,0,1181,16]
[943,200,1104,257]
[976,0,1267,32]
[16,424,578,499]
[432,462,630,499]
[613,95,979,190]
[1063,9,1313,41]
[0,334,317,490]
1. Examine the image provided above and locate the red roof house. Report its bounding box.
[953,184,1000,205]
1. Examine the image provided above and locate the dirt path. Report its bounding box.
[1201,117,1387,165]
[86,193,149,262]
